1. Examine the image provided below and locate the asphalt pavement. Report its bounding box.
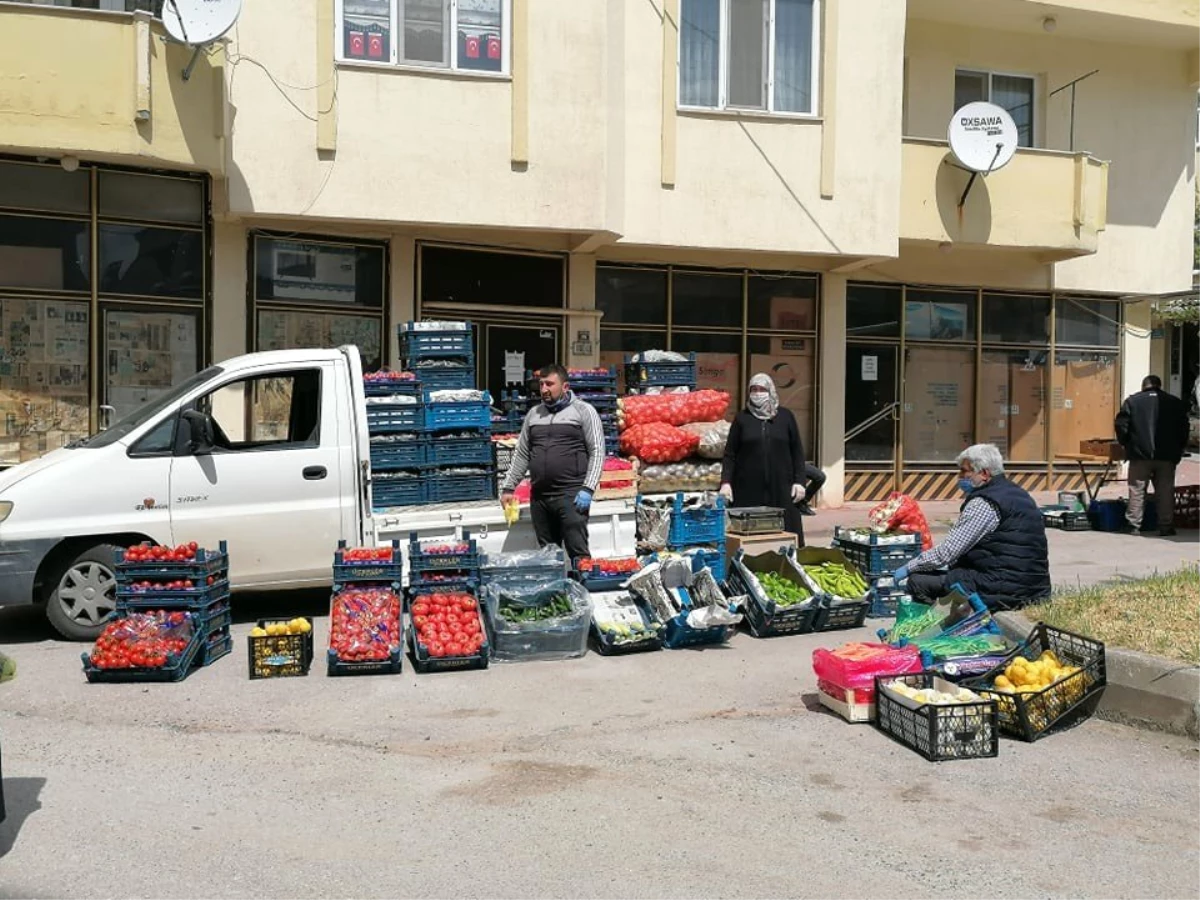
[0,475,1197,899]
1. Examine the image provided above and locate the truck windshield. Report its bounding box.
[77,366,225,449]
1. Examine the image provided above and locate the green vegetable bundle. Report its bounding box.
[756,572,812,608]
[910,634,1009,658]
[887,601,945,641]
[497,591,574,623]
[803,561,868,598]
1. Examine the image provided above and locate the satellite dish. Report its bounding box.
[947,102,1019,174]
[162,0,242,46]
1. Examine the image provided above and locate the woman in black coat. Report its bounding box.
[719,373,808,541]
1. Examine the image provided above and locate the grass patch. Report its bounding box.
[1026,566,1200,664]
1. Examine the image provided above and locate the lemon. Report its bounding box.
[250,626,267,637]
[298,618,312,634]
[994,675,1013,690]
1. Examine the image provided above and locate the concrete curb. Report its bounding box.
[994,611,1200,739]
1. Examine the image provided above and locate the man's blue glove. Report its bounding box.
[574,489,593,513]
[894,565,909,583]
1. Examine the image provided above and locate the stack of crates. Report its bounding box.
[364,368,427,508]
[666,492,727,582]
[114,541,232,669]
[567,366,620,456]
[831,526,922,618]
[623,352,697,394]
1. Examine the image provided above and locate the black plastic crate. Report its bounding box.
[407,587,489,673]
[196,631,233,667]
[247,618,315,679]
[874,673,1000,762]
[726,550,817,638]
[332,541,403,583]
[327,645,404,676]
[964,624,1106,742]
[812,596,871,632]
[81,613,204,684]
[624,353,697,389]
[114,542,229,582]
[409,531,479,573]
[1041,506,1092,531]
[116,580,231,608]
[591,593,665,655]
[563,366,618,388]
[868,579,909,618]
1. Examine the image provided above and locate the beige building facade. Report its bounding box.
[0,0,1197,501]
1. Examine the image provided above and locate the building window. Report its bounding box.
[679,0,820,115]
[0,1,163,11]
[954,69,1035,147]
[252,234,387,372]
[338,0,509,75]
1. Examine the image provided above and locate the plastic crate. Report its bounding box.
[677,545,725,583]
[247,618,315,679]
[563,366,618,388]
[407,588,490,673]
[1175,485,1199,529]
[332,540,404,583]
[662,611,732,649]
[327,645,404,676]
[577,393,618,412]
[422,392,493,433]
[366,403,425,433]
[115,578,230,606]
[963,624,1106,742]
[590,592,665,655]
[874,673,1000,762]
[574,557,639,593]
[831,527,921,578]
[371,477,430,508]
[399,325,474,361]
[363,376,422,398]
[624,353,697,389]
[412,365,475,391]
[726,550,817,638]
[666,492,726,546]
[196,630,233,667]
[428,471,497,503]
[868,578,909,618]
[408,531,479,574]
[1041,505,1092,531]
[425,435,494,467]
[370,439,426,470]
[114,541,229,582]
[494,444,515,474]
[81,614,204,683]
[813,595,871,632]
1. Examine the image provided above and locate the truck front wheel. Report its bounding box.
[45,543,122,641]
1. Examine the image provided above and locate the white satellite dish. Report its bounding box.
[163,0,242,46]
[947,101,1019,174]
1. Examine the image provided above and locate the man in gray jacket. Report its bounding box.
[500,364,606,561]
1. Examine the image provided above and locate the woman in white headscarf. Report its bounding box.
[719,373,809,539]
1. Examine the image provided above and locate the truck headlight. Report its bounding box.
[0,501,13,523]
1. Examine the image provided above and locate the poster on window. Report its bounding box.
[257,310,381,371]
[267,240,358,304]
[104,309,199,419]
[906,300,969,341]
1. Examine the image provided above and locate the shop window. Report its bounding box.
[905,288,976,342]
[257,309,383,372]
[980,351,1047,462]
[0,298,90,466]
[99,225,203,299]
[955,69,1035,147]
[748,334,816,452]
[339,0,508,74]
[847,283,901,339]
[103,307,201,419]
[672,331,743,416]
[598,328,668,393]
[420,244,562,309]
[1051,350,1117,459]
[0,215,90,292]
[596,267,667,326]
[0,161,89,215]
[747,276,817,331]
[255,237,385,308]
[671,271,743,329]
[198,370,321,449]
[1055,297,1120,347]
[903,346,975,462]
[845,344,897,462]
[982,293,1050,344]
[99,172,204,226]
[680,0,819,115]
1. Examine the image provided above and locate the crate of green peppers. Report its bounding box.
[727,549,817,638]
[790,547,872,632]
[482,578,592,662]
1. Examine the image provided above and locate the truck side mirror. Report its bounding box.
[181,409,215,455]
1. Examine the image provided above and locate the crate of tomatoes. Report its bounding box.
[82,611,202,683]
[574,556,640,592]
[333,541,403,584]
[408,532,479,574]
[327,585,404,676]
[115,541,229,583]
[408,589,490,673]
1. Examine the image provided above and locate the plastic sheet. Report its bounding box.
[483,578,592,662]
[811,642,923,694]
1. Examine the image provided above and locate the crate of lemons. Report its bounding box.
[977,646,1099,738]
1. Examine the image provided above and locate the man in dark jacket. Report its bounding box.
[1115,375,1189,537]
[895,444,1050,611]
[500,365,605,561]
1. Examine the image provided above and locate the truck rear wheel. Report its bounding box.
[45,543,122,641]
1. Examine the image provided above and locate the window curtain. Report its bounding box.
[991,74,1034,146]
[681,0,720,107]
[773,0,814,113]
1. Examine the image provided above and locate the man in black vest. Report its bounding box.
[1115,375,1189,537]
[895,444,1050,611]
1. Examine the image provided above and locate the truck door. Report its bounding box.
[168,363,343,586]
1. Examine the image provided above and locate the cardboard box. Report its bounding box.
[1079,439,1123,461]
[818,685,875,723]
[726,531,798,565]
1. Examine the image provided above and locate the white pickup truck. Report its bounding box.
[0,346,635,639]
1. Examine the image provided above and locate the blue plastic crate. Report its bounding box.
[428,471,496,503]
[425,435,494,467]
[370,439,427,470]
[399,325,474,361]
[412,365,475,391]
[366,403,425,433]
[624,353,697,389]
[422,392,493,433]
[363,376,422,398]
[831,527,921,578]
[662,612,732,649]
[868,579,909,618]
[81,613,204,683]
[114,542,229,582]
[666,493,726,546]
[678,545,725,583]
[333,540,404,583]
[409,531,480,574]
[577,393,618,412]
[562,366,618,388]
[371,478,430,508]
